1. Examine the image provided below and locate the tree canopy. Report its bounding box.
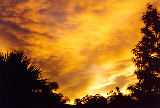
[0,50,68,107]
[128,4,160,104]
[74,94,108,105]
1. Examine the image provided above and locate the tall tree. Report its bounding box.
[128,4,160,103]
[0,50,67,107]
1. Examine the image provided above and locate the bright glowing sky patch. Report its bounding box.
[0,0,159,104]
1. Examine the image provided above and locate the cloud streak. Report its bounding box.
[0,0,159,104]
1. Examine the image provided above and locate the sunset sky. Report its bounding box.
[0,0,159,104]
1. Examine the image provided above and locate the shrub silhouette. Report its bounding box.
[74,94,108,105]
[0,50,68,107]
[74,88,136,108]
[128,4,160,105]
[107,87,136,105]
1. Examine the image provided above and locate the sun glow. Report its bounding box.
[0,0,159,105]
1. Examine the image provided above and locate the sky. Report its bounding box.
[0,0,159,104]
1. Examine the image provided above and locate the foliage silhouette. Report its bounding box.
[74,94,108,105]
[107,87,136,105]
[0,50,68,107]
[127,4,160,105]
[74,88,136,108]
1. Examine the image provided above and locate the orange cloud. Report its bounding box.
[0,0,159,104]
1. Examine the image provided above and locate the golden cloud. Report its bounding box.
[0,0,159,104]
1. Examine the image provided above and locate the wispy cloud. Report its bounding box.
[0,0,159,104]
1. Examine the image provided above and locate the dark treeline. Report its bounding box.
[0,3,159,108]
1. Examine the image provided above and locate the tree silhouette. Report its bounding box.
[107,87,136,105]
[74,94,108,105]
[128,4,160,104]
[0,50,68,107]
[74,88,136,108]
